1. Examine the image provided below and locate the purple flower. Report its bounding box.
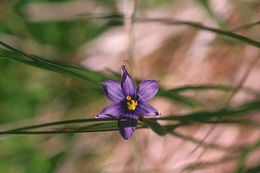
[96,65,159,140]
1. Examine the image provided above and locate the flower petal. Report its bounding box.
[101,80,124,102]
[96,103,124,118]
[135,102,159,117]
[121,65,136,98]
[118,112,138,140]
[137,80,158,102]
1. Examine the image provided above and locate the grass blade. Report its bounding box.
[235,138,260,173]
[0,41,113,86]
[158,101,260,121]
[80,15,260,49]
[141,117,166,136]
[158,89,200,108]
[233,20,260,32]
[135,18,260,48]
[195,0,224,28]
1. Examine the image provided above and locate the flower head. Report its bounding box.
[96,65,159,139]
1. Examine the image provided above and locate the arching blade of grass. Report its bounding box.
[64,65,117,82]
[81,14,260,49]
[0,48,94,85]
[79,12,124,20]
[196,119,260,128]
[235,138,260,173]
[157,89,200,108]
[135,18,260,49]
[158,85,259,108]
[75,121,145,131]
[141,117,166,136]
[0,125,148,135]
[0,129,116,135]
[244,164,260,173]
[164,85,260,96]
[0,120,147,135]
[157,101,260,121]
[30,54,113,84]
[195,0,225,28]
[170,131,242,152]
[233,20,260,32]
[184,156,238,171]
[74,122,119,131]
[167,85,233,93]
[0,41,113,86]
[1,100,260,136]
[3,118,118,132]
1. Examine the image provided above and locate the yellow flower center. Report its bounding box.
[126,96,138,111]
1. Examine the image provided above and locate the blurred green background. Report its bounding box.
[0,0,117,172]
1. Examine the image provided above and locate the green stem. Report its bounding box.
[4,118,117,132]
[135,17,260,49]
[84,15,260,49]
[0,126,147,135]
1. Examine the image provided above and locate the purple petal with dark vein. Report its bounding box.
[101,80,124,102]
[118,112,138,140]
[135,102,159,117]
[137,80,158,102]
[121,65,136,98]
[96,103,124,118]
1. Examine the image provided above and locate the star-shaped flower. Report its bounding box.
[96,65,159,139]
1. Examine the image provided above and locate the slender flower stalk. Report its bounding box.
[97,65,159,139]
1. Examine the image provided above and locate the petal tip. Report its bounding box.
[122,136,129,140]
[121,65,129,75]
[120,65,136,97]
[121,65,126,70]
[119,132,134,140]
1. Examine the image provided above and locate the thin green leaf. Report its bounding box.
[80,15,260,49]
[235,138,260,173]
[78,12,123,19]
[158,89,200,108]
[163,84,260,96]
[184,156,238,171]
[244,164,260,173]
[4,118,117,132]
[170,131,243,152]
[134,18,260,49]
[195,0,224,28]
[76,121,145,131]
[159,101,260,121]
[197,119,260,128]
[0,41,113,86]
[0,125,147,135]
[141,117,166,136]
[77,14,260,48]
[75,122,118,130]
[166,85,233,93]
[233,21,260,32]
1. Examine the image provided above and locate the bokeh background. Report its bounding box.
[1,0,260,172]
